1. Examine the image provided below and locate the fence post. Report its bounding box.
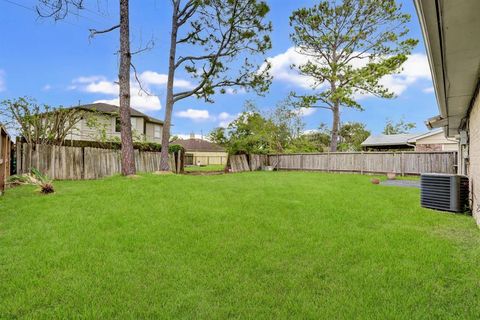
[360,151,364,175]
[15,138,21,174]
[401,152,405,176]
[327,152,330,173]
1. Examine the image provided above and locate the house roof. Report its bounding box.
[414,0,480,137]
[361,133,419,147]
[171,138,225,152]
[74,103,164,125]
[407,128,445,143]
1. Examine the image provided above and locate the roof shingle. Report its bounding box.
[171,138,225,152]
[73,103,163,125]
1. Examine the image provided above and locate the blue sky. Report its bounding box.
[0,0,437,138]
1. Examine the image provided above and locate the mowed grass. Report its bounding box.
[184,164,225,172]
[1,172,479,319]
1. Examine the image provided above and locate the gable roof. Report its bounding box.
[171,138,225,152]
[406,128,444,143]
[74,103,163,125]
[361,133,419,147]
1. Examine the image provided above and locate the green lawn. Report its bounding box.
[1,172,479,318]
[184,164,225,172]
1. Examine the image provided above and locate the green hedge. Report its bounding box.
[58,140,184,153]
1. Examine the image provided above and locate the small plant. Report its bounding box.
[8,168,54,194]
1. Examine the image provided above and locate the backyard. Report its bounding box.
[1,172,479,318]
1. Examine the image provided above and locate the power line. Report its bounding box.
[2,0,114,29]
[34,0,110,25]
[1,0,83,28]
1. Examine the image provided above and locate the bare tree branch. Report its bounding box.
[89,24,120,39]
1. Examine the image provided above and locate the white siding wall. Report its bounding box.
[468,91,480,224]
[65,114,162,143]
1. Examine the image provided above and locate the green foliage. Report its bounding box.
[208,127,229,147]
[172,0,273,103]
[303,121,370,151]
[210,101,314,154]
[0,97,84,145]
[303,123,332,152]
[338,122,371,151]
[383,117,416,134]
[58,140,183,153]
[289,0,418,150]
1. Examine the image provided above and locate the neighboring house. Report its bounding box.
[407,129,458,152]
[171,136,228,165]
[415,0,480,223]
[361,133,419,151]
[361,129,459,152]
[66,103,163,143]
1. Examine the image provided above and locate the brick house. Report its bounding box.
[361,129,458,152]
[415,0,480,224]
[407,129,458,152]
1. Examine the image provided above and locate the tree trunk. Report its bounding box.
[119,0,135,175]
[159,2,180,171]
[330,105,340,152]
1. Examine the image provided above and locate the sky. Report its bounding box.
[0,0,438,138]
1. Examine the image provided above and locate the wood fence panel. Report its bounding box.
[249,154,268,171]
[229,154,250,172]
[18,143,182,180]
[265,151,456,175]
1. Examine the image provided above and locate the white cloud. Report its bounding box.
[262,47,317,89]
[294,107,316,117]
[375,53,432,96]
[0,70,6,92]
[139,71,193,89]
[264,47,432,96]
[94,93,161,112]
[224,87,246,95]
[176,109,212,121]
[72,75,161,111]
[70,71,195,112]
[73,75,106,84]
[423,86,435,93]
[217,112,239,127]
[85,80,118,95]
[42,84,52,91]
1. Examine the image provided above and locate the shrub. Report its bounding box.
[22,139,184,153]
[8,168,54,194]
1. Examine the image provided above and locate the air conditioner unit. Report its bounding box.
[421,174,469,213]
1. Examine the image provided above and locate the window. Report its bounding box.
[154,125,161,138]
[116,117,139,133]
[130,118,137,131]
[115,118,121,133]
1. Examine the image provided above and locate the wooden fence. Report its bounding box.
[17,143,183,180]
[0,126,13,193]
[229,151,457,175]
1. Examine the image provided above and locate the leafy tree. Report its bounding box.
[338,122,370,151]
[289,0,417,151]
[382,117,416,135]
[303,121,369,152]
[303,123,331,152]
[210,101,312,154]
[159,0,273,170]
[0,97,84,145]
[208,127,228,147]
